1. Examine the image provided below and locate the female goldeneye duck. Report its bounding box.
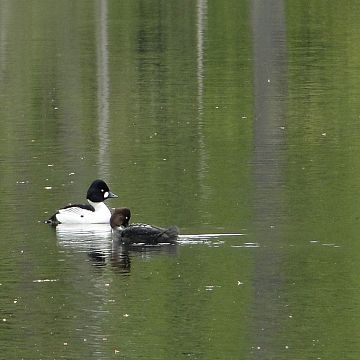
[110,207,179,245]
[46,179,118,225]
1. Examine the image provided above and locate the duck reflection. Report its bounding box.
[108,238,178,273]
[55,223,112,251]
[53,223,178,274]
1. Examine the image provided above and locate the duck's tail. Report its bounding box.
[157,226,179,243]
[44,213,60,226]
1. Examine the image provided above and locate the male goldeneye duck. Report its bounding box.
[46,179,118,225]
[110,207,179,245]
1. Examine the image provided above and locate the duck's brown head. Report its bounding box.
[110,207,131,229]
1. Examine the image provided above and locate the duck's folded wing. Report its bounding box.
[61,204,95,212]
[46,204,95,224]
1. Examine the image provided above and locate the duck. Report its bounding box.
[46,179,118,225]
[110,207,179,245]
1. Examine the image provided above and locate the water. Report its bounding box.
[1,0,360,358]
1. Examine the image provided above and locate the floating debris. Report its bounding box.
[322,243,338,247]
[32,279,58,283]
[205,285,221,291]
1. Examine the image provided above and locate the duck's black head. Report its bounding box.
[86,179,118,203]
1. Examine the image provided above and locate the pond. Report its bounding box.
[1,0,360,359]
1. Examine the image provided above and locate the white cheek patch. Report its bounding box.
[104,191,109,199]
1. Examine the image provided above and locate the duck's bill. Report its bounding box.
[108,192,118,198]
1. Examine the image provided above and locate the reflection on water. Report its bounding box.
[1,0,360,359]
[55,224,244,274]
[96,0,110,177]
[55,224,112,249]
[109,241,179,273]
[251,0,288,356]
